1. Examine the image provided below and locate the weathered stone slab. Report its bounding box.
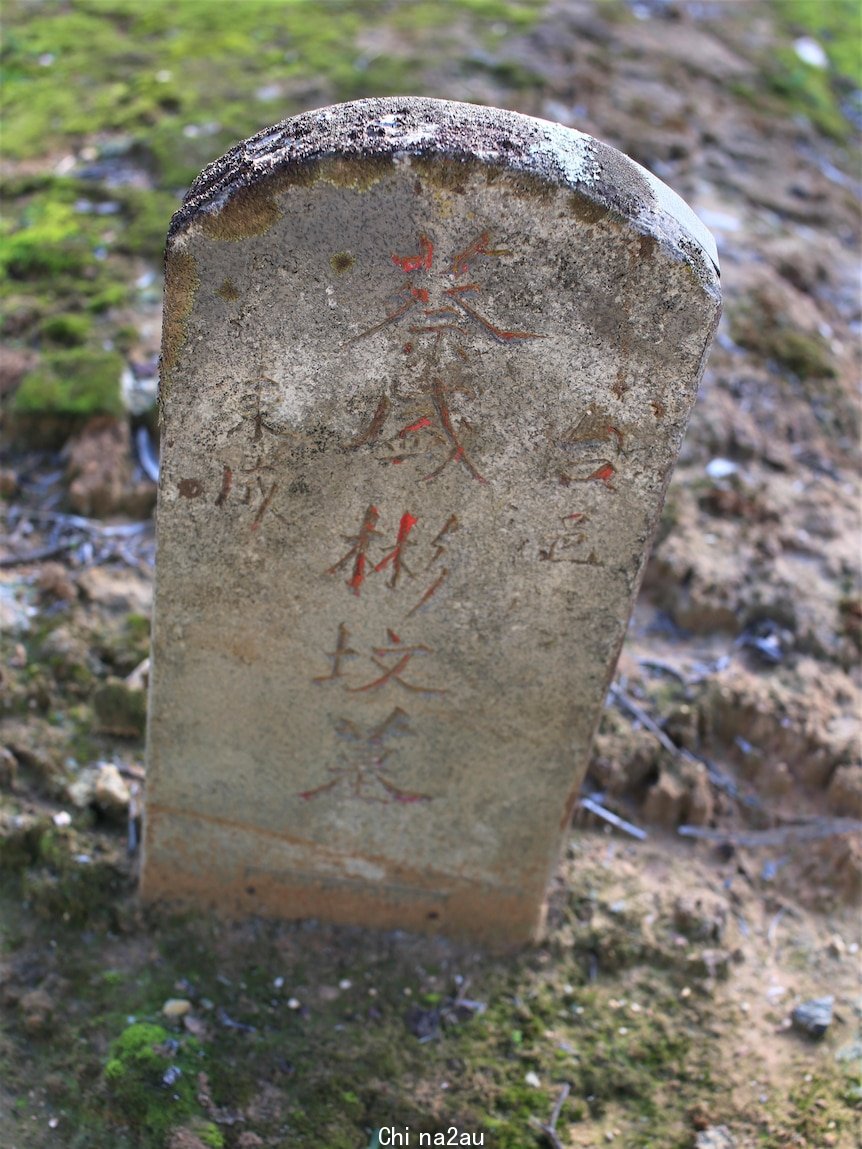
[142,97,720,947]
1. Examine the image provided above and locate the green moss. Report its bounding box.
[12,348,124,417]
[40,312,93,347]
[730,301,836,380]
[86,283,130,313]
[103,1021,206,1139]
[23,840,129,929]
[0,199,92,278]
[198,1123,225,1149]
[330,251,356,275]
[772,0,862,80]
[764,47,853,140]
[0,815,45,872]
[755,0,862,140]
[115,188,177,259]
[93,679,147,738]
[771,328,837,379]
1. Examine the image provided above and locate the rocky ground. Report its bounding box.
[1,1,860,1147]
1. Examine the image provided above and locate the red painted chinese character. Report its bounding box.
[344,231,544,484]
[348,629,446,696]
[325,504,382,595]
[374,512,418,589]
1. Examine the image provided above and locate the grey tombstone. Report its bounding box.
[142,97,719,947]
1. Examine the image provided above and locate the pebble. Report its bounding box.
[794,36,828,69]
[93,763,131,814]
[695,1127,736,1149]
[162,998,193,1019]
[791,996,833,1039]
[706,457,739,480]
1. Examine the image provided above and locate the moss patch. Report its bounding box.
[40,312,93,347]
[160,250,199,379]
[199,182,282,241]
[12,349,125,417]
[103,1022,208,1140]
[730,302,836,380]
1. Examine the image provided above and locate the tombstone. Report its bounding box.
[142,97,720,948]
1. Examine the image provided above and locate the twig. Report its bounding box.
[580,796,647,841]
[4,508,150,537]
[608,684,679,758]
[638,658,688,683]
[609,683,762,809]
[135,425,160,483]
[0,541,77,567]
[678,818,862,848]
[531,1083,571,1149]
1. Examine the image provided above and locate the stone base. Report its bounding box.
[142,804,548,950]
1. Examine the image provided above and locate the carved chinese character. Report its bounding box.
[346,230,544,483]
[299,707,430,804]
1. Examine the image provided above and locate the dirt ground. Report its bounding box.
[1,2,860,1147]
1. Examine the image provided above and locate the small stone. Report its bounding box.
[791,996,833,1039]
[67,767,99,809]
[696,1127,736,1149]
[77,567,153,614]
[793,36,828,69]
[93,763,131,816]
[125,658,150,692]
[835,1039,862,1063]
[705,457,738,480]
[827,934,846,959]
[183,1014,208,1038]
[162,998,193,1019]
[524,1071,541,1088]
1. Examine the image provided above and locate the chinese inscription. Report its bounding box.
[348,231,544,484]
[302,230,543,803]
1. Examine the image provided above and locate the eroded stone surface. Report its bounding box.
[142,97,720,946]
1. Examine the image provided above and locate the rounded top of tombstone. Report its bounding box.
[169,96,719,281]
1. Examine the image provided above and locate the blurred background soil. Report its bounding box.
[1,2,860,1147]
